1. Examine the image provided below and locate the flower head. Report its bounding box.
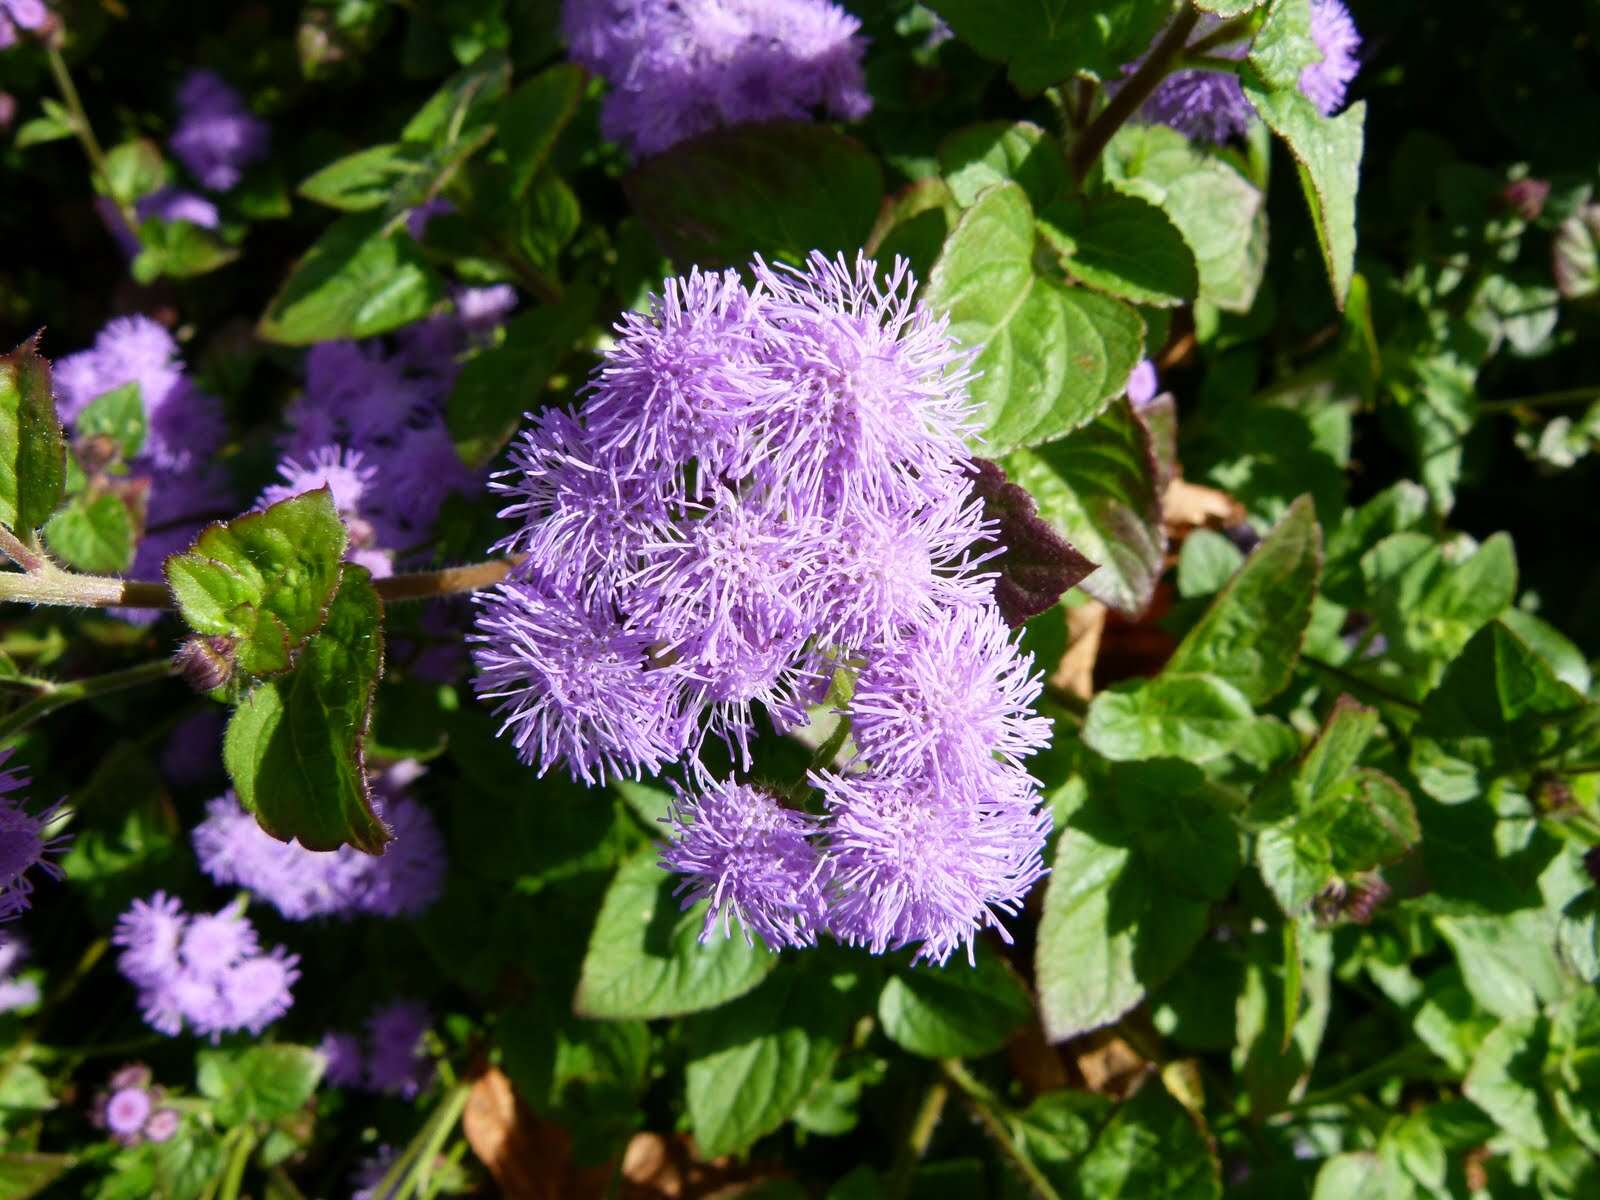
[318,1030,365,1087]
[365,1000,432,1098]
[0,751,67,922]
[1301,0,1361,115]
[0,0,47,50]
[169,70,269,191]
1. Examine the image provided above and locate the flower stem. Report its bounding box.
[940,1059,1063,1200]
[0,528,45,574]
[0,658,175,741]
[1480,387,1600,415]
[44,44,138,229]
[372,559,512,602]
[889,1075,950,1199]
[1070,8,1200,184]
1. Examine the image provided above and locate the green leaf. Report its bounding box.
[1553,205,1600,300]
[131,218,240,283]
[1176,529,1246,598]
[1005,399,1164,616]
[1114,759,1242,902]
[101,138,167,206]
[1036,777,1219,1041]
[257,211,446,345]
[196,1044,326,1128]
[1084,674,1256,763]
[1073,1083,1222,1200]
[1104,124,1268,313]
[1362,532,1518,682]
[1196,0,1266,14]
[928,0,1174,91]
[298,142,435,212]
[447,286,598,468]
[222,566,389,853]
[878,953,1032,1058]
[623,122,883,268]
[938,121,1068,210]
[165,489,349,678]
[1310,1153,1408,1200]
[1410,620,1597,804]
[1435,912,1571,1024]
[1039,192,1200,307]
[75,382,147,460]
[0,336,67,535]
[864,179,961,286]
[926,184,1145,455]
[499,64,585,198]
[43,492,136,574]
[1550,990,1600,1154]
[401,49,511,145]
[1166,495,1322,704]
[574,851,776,1020]
[684,963,855,1156]
[0,1153,74,1200]
[1322,481,1430,606]
[1463,1017,1554,1149]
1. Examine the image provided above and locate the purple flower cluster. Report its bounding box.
[0,0,46,49]
[0,750,67,922]
[92,1065,180,1146]
[474,252,1052,964]
[0,935,39,1012]
[1137,2,1361,143]
[169,70,269,192]
[563,0,872,157]
[192,775,445,921]
[319,1000,433,1098]
[113,893,298,1039]
[53,316,234,591]
[266,299,504,575]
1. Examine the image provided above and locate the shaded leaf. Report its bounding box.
[878,953,1032,1058]
[1039,192,1200,307]
[0,335,66,536]
[928,0,1174,91]
[939,120,1068,209]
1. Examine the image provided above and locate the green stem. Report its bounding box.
[374,1079,472,1200]
[940,1060,1063,1200]
[1299,655,1422,713]
[217,1127,258,1200]
[888,1075,950,1200]
[1480,387,1600,415]
[0,658,174,741]
[44,45,138,229]
[1070,8,1200,183]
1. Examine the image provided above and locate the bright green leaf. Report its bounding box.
[75,382,146,460]
[1074,1083,1222,1200]
[298,143,435,212]
[43,492,136,574]
[1084,674,1256,763]
[0,336,67,536]
[1463,1017,1553,1149]
[939,120,1068,210]
[878,953,1032,1059]
[197,1044,326,1128]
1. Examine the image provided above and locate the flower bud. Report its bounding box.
[173,636,236,694]
[1499,178,1551,222]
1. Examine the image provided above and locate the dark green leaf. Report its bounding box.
[1039,192,1200,307]
[1005,399,1164,616]
[573,852,775,1020]
[864,179,961,286]
[1114,759,1242,902]
[499,64,585,197]
[1322,481,1430,605]
[1073,1083,1222,1200]
[1104,124,1268,313]
[1166,495,1322,704]
[685,962,855,1156]
[43,492,136,574]
[877,953,1032,1058]
[939,121,1068,210]
[258,211,446,345]
[624,122,883,268]
[0,336,67,535]
[223,566,389,853]
[927,184,1145,455]
[928,0,1173,91]
[166,489,349,678]
[1084,674,1256,763]
[75,382,146,460]
[196,1044,326,1128]
[401,49,511,144]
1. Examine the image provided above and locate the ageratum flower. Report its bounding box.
[112,894,298,1039]
[0,0,46,49]
[564,0,871,157]
[476,252,1056,964]
[169,70,269,192]
[0,935,38,1012]
[364,1000,433,1098]
[0,750,67,921]
[1136,1,1361,142]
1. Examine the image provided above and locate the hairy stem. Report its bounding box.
[941,1059,1063,1200]
[373,559,513,602]
[889,1075,950,1200]
[1070,8,1200,183]
[0,658,175,740]
[0,528,45,574]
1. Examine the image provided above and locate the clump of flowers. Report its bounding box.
[0,0,47,50]
[1136,1,1362,143]
[112,893,298,1039]
[91,1065,180,1146]
[53,316,233,588]
[168,69,269,192]
[563,0,872,157]
[267,300,501,574]
[472,253,1053,964]
[0,750,67,922]
[191,774,445,920]
[319,1000,433,1098]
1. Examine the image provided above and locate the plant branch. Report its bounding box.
[941,1060,1063,1200]
[0,658,175,741]
[44,45,138,229]
[1480,387,1600,415]
[1070,8,1199,183]
[889,1075,950,1200]
[0,528,45,573]
[374,559,513,602]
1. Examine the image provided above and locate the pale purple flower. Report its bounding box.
[455,284,518,336]
[143,1108,180,1143]
[169,70,269,192]
[406,197,453,241]
[101,1087,153,1142]
[365,1000,432,1098]
[0,751,67,922]
[92,1064,180,1146]
[179,910,258,975]
[0,935,38,1012]
[0,0,47,50]
[318,1030,365,1087]
[220,948,299,1034]
[1301,0,1361,115]
[138,188,221,230]
[564,0,871,157]
[660,780,829,949]
[1127,359,1159,407]
[112,892,187,987]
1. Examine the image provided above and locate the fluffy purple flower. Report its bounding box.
[0,935,38,1012]
[143,1108,180,1143]
[1127,359,1160,407]
[192,785,444,921]
[661,780,829,949]
[564,0,871,157]
[113,894,298,1039]
[365,1000,432,1098]
[92,1064,181,1145]
[101,1087,152,1142]
[1301,0,1361,115]
[0,0,47,49]
[169,70,269,192]
[0,751,67,922]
